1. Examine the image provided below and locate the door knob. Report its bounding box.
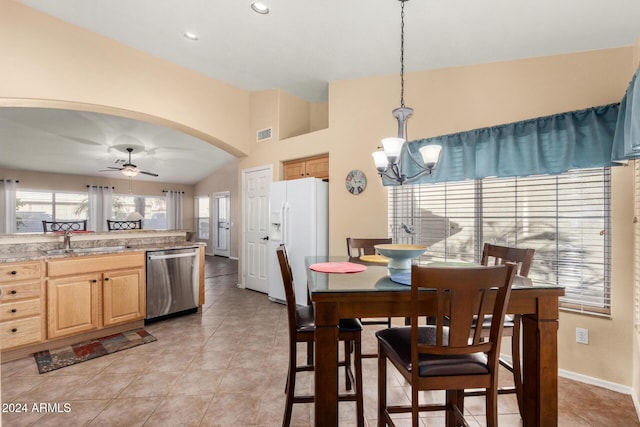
[261,236,269,241]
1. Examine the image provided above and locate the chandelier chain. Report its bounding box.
[399,0,406,108]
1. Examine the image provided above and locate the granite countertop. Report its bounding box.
[0,242,205,263]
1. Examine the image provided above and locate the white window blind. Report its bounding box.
[389,168,611,315]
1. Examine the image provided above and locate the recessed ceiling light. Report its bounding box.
[183,31,199,41]
[251,2,269,14]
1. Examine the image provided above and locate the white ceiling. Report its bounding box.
[4,0,640,184]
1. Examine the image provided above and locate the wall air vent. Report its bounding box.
[256,127,273,142]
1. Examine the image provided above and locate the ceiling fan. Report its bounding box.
[100,147,159,177]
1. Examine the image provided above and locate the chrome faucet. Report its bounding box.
[63,229,73,251]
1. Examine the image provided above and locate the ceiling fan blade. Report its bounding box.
[105,166,123,170]
[140,170,159,177]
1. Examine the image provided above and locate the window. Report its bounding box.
[16,190,86,232]
[389,168,611,315]
[112,194,166,229]
[197,196,210,240]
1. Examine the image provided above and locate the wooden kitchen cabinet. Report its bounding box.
[0,261,44,350]
[47,253,145,340]
[103,267,145,326]
[47,273,99,339]
[283,154,329,180]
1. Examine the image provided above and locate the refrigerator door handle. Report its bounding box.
[282,201,290,245]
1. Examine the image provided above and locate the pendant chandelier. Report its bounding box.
[372,0,442,185]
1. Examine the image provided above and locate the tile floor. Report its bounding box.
[1,256,638,426]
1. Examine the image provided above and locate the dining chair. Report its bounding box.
[346,237,393,337]
[106,219,142,230]
[376,262,517,427]
[42,220,87,233]
[276,244,364,427]
[471,242,535,417]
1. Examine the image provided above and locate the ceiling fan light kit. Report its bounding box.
[99,147,158,178]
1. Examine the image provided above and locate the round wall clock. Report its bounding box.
[345,169,367,195]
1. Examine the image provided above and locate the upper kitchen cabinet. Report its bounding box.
[283,154,329,181]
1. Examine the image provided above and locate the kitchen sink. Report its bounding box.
[45,246,126,255]
[44,249,73,255]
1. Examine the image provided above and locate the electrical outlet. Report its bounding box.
[576,327,589,344]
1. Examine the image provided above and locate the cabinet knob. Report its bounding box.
[92,279,97,283]
[11,328,17,333]
[104,277,110,281]
[10,271,17,275]
[11,308,17,313]
[10,290,17,294]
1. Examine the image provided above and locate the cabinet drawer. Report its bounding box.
[0,281,41,302]
[0,299,41,322]
[0,262,41,283]
[47,253,144,277]
[0,317,41,350]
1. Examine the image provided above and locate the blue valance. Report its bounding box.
[390,103,620,186]
[612,66,640,160]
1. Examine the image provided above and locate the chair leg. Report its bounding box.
[511,314,524,418]
[344,340,353,391]
[307,341,314,366]
[445,390,457,427]
[485,385,498,427]
[354,336,364,427]
[283,343,297,427]
[412,385,420,427]
[377,343,387,427]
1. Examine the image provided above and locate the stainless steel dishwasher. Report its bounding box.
[146,247,200,321]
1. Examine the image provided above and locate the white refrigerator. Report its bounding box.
[268,178,328,304]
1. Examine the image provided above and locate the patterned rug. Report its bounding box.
[33,328,156,374]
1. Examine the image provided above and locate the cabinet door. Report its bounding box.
[103,268,145,326]
[283,160,306,180]
[305,156,329,179]
[47,274,99,339]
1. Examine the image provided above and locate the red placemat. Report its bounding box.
[309,262,367,274]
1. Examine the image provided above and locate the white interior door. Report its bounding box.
[213,191,230,257]
[243,165,271,293]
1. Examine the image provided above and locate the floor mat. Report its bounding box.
[33,328,156,374]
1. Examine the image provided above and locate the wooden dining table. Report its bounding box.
[306,256,565,427]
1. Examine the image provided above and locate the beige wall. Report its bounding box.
[242,47,638,389]
[0,1,251,158]
[0,167,195,230]
[194,160,240,259]
[633,38,640,416]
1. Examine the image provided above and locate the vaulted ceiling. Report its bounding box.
[3,0,640,183]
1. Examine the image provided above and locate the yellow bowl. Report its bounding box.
[374,244,427,270]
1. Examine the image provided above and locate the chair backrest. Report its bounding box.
[481,243,535,277]
[106,219,142,230]
[276,244,301,341]
[346,237,392,257]
[42,220,87,233]
[409,263,516,375]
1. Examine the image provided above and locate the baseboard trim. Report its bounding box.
[633,392,640,423]
[557,368,633,395]
[500,353,635,396]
